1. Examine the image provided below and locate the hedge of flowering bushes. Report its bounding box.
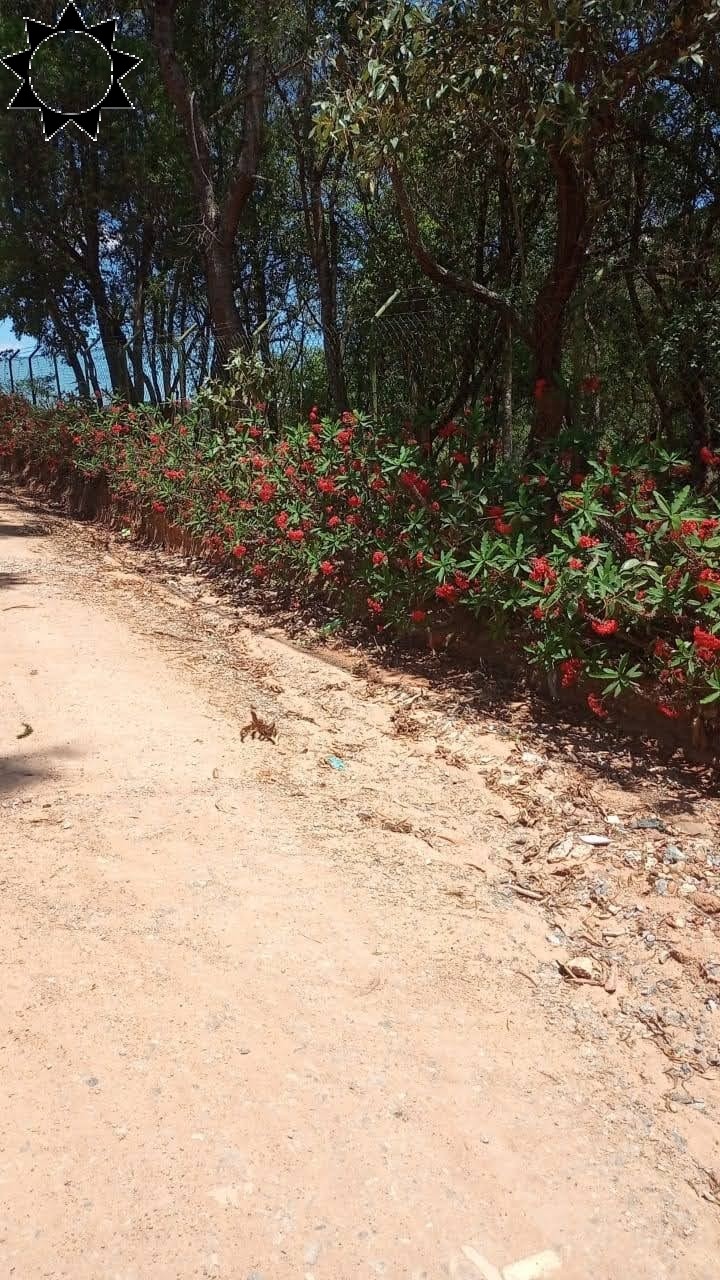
[3,391,720,733]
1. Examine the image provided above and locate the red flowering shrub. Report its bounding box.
[3,392,720,732]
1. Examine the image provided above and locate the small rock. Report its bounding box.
[707,854,720,870]
[693,891,720,914]
[546,928,567,947]
[632,817,668,832]
[664,845,686,866]
[521,751,545,767]
[655,878,671,896]
[624,850,642,867]
[672,815,711,839]
[304,1242,321,1266]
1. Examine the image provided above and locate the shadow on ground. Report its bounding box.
[0,521,48,538]
[0,745,82,801]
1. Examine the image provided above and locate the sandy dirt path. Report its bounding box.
[1,489,718,1280]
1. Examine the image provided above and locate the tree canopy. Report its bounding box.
[0,0,718,457]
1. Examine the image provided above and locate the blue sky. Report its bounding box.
[0,317,35,354]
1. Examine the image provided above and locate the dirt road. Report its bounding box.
[1,488,718,1280]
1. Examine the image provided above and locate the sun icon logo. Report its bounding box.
[0,2,141,141]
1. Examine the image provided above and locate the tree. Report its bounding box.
[316,0,720,444]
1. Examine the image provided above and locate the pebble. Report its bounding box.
[624,850,642,866]
[546,928,567,947]
[664,846,686,866]
[655,878,670,896]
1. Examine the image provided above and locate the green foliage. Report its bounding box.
[4,391,720,731]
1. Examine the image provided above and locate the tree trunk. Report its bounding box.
[151,0,267,364]
[500,317,513,458]
[529,148,592,445]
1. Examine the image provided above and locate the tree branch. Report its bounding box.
[388,163,529,342]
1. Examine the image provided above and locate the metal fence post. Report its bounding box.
[8,352,16,395]
[53,354,62,400]
[28,354,36,405]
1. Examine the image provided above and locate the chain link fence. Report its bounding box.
[0,291,489,422]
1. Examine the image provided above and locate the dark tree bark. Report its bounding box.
[150,0,268,360]
[530,147,593,443]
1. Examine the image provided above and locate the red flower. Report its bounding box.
[346,514,358,526]
[346,494,361,509]
[317,476,335,494]
[367,597,383,615]
[414,551,425,567]
[327,515,340,529]
[568,557,583,570]
[454,571,471,591]
[578,534,600,550]
[307,433,322,452]
[275,511,289,531]
[533,378,549,400]
[571,472,587,488]
[483,394,494,408]
[232,544,247,558]
[587,693,608,719]
[410,609,427,624]
[435,583,459,603]
[529,556,556,584]
[560,658,584,688]
[287,528,305,544]
[151,500,166,514]
[215,490,232,504]
[681,519,699,537]
[693,626,720,658]
[372,550,387,567]
[438,422,459,440]
[700,446,720,467]
[532,606,544,621]
[494,519,513,536]
[252,563,266,579]
[336,427,354,448]
[486,505,504,518]
[591,618,618,636]
[653,639,673,660]
[257,481,277,503]
[699,518,720,540]
[623,532,642,555]
[451,451,470,465]
[657,703,682,719]
[370,475,386,492]
[319,560,335,576]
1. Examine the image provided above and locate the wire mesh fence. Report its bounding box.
[0,291,486,422]
[0,331,217,408]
